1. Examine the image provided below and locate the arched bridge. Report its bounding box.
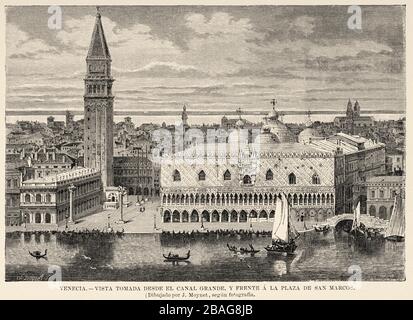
[325,214,388,229]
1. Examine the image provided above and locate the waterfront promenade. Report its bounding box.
[6,197,388,234]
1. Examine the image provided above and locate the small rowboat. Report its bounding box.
[163,250,190,262]
[29,249,47,259]
[240,244,260,255]
[313,224,330,233]
[227,243,237,252]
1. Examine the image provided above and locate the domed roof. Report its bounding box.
[263,120,296,143]
[267,107,279,120]
[298,127,320,144]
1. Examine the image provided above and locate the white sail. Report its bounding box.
[351,201,361,231]
[272,194,289,243]
[385,195,405,239]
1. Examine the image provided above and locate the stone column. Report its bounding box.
[68,184,76,223]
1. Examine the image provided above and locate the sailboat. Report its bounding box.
[265,193,300,255]
[385,194,405,242]
[350,201,366,238]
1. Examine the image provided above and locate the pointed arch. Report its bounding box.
[243,175,252,185]
[288,172,296,185]
[173,169,181,181]
[266,169,273,180]
[198,170,206,181]
[223,169,231,181]
[312,173,320,184]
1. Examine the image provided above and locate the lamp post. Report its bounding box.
[107,211,112,232]
[68,184,76,224]
[117,186,127,224]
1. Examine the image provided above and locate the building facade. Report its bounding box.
[310,133,386,214]
[160,129,336,226]
[386,148,404,175]
[113,156,160,197]
[20,168,102,226]
[5,165,23,226]
[365,175,405,220]
[83,10,114,189]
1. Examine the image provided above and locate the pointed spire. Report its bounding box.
[346,98,353,117]
[87,7,111,59]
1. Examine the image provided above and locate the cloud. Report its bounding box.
[289,16,316,38]
[113,62,208,78]
[6,24,59,59]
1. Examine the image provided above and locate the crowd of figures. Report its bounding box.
[161,229,272,241]
[7,229,125,245]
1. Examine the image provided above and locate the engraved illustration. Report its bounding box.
[4,5,405,281]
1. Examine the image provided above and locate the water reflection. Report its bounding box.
[5,230,405,282]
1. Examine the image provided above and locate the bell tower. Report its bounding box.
[84,7,114,188]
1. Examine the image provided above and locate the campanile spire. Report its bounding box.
[83,8,114,188]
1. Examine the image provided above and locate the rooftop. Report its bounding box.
[366,175,405,184]
[22,167,99,185]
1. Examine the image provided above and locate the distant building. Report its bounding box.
[334,100,374,134]
[7,132,45,147]
[65,110,75,129]
[47,116,65,131]
[386,148,404,175]
[113,132,160,196]
[20,167,102,226]
[365,175,405,220]
[27,148,75,179]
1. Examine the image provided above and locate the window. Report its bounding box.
[25,194,31,203]
[288,173,296,185]
[35,194,42,203]
[223,170,231,181]
[198,170,206,181]
[371,190,375,198]
[379,190,384,198]
[266,169,273,181]
[6,180,11,188]
[243,175,252,185]
[46,194,51,203]
[173,170,181,182]
[312,173,320,184]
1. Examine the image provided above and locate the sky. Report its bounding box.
[5,5,406,124]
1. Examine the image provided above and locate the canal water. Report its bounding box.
[5,231,404,281]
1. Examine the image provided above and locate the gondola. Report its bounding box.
[29,249,47,259]
[227,243,237,252]
[265,241,297,255]
[163,250,191,262]
[239,244,260,255]
[313,224,330,233]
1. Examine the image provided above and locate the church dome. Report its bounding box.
[267,107,279,120]
[298,127,320,144]
[263,119,296,143]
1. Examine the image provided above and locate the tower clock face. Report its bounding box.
[89,63,106,73]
